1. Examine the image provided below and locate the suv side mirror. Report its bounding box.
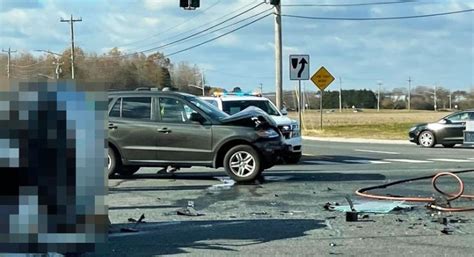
[439,118,451,124]
[189,112,206,124]
[281,108,288,116]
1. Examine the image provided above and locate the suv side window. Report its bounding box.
[110,98,121,117]
[159,97,198,123]
[121,97,152,120]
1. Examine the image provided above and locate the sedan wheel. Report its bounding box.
[418,131,436,148]
[224,145,261,182]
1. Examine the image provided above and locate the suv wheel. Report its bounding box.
[284,152,302,164]
[224,145,261,182]
[418,131,436,148]
[108,148,118,178]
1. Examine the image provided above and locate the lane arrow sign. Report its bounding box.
[289,54,310,80]
[298,58,308,78]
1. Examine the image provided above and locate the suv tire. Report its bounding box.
[108,148,118,178]
[224,145,262,182]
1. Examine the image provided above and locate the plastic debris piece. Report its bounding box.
[441,226,454,235]
[177,206,205,216]
[333,201,414,214]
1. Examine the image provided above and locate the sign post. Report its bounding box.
[289,55,310,134]
[310,66,335,130]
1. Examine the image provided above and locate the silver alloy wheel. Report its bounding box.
[229,151,256,178]
[419,131,434,147]
[108,153,112,170]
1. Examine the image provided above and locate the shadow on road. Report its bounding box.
[93,219,325,256]
[110,171,386,183]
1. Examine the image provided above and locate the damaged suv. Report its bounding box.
[107,91,285,182]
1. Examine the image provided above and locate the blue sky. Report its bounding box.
[0,0,473,93]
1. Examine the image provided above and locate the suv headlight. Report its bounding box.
[257,128,279,138]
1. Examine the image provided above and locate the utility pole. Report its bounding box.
[2,47,17,78]
[201,73,205,96]
[60,15,82,79]
[273,0,283,110]
[53,60,63,79]
[449,89,452,110]
[433,85,437,111]
[377,81,382,112]
[339,77,342,112]
[407,76,412,111]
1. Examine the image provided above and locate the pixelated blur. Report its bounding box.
[0,80,107,255]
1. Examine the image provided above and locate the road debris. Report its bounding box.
[346,211,358,222]
[176,201,205,216]
[324,202,340,210]
[331,201,414,214]
[121,213,145,233]
[208,177,235,190]
[251,211,268,215]
[441,226,454,235]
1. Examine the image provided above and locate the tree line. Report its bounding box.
[279,87,474,111]
[1,47,472,110]
[0,47,213,95]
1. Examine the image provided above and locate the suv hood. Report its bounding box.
[220,106,277,128]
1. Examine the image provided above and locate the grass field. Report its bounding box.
[288,109,451,140]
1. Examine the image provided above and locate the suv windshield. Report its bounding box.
[186,96,229,120]
[222,100,280,116]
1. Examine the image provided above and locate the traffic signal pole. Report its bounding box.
[274,1,283,110]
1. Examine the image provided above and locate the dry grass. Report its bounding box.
[288,109,451,140]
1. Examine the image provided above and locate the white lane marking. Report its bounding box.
[354,149,400,155]
[343,160,391,164]
[384,159,432,163]
[428,158,473,163]
[303,160,340,165]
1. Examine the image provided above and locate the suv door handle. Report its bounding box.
[157,128,172,133]
[108,123,118,129]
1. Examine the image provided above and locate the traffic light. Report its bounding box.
[180,0,199,8]
[270,0,280,5]
[190,0,199,8]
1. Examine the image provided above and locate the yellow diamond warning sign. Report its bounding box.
[311,66,335,91]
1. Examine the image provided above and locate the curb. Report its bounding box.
[302,136,411,145]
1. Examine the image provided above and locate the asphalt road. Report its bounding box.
[94,140,474,257]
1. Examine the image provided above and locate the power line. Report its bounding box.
[155,8,273,52]
[282,0,415,7]
[166,13,272,57]
[124,0,261,52]
[130,2,266,55]
[281,8,474,21]
[11,59,52,68]
[117,0,225,49]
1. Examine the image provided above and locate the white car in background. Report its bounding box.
[201,94,302,163]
